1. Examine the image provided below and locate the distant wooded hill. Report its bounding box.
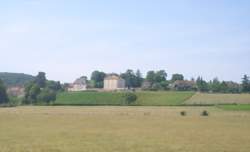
[0,72,35,87]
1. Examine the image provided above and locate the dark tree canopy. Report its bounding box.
[24,72,58,105]
[91,71,106,88]
[171,74,184,82]
[196,76,209,92]
[0,79,9,104]
[120,69,143,88]
[242,75,250,92]
[144,70,168,90]
[35,72,46,88]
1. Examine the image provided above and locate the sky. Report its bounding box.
[0,0,249,83]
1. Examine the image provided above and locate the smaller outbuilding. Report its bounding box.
[68,76,87,91]
[7,86,25,97]
[171,80,196,91]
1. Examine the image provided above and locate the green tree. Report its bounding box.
[135,70,143,87]
[120,69,143,89]
[171,74,184,82]
[242,75,250,92]
[146,71,155,83]
[29,84,41,104]
[196,77,209,92]
[91,71,106,88]
[210,78,221,92]
[46,81,62,92]
[220,81,228,93]
[35,72,46,88]
[37,89,56,104]
[24,72,59,104]
[145,70,168,90]
[154,70,167,82]
[0,79,9,104]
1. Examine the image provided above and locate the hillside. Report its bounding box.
[0,72,35,87]
[55,91,195,106]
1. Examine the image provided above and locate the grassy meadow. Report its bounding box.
[218,104,250,111]
[0,106,250,152]
[55,91,194,106]
[185,93,250,105]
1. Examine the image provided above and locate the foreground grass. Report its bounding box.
[55,91,194,106]
[0,106,250,152]
[219,104,250,111]
[185,93,250,105]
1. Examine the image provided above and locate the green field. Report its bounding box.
[185,93,250,105]
[218,104,250,111]
[0,106,250,152]
[55,91,194,106]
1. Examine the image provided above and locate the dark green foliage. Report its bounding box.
[209,78,221,92]
[201,110,209,116]
[0,79,9,104]
[171,74,184,82]
[154,70,167,83]
[208,78,240,93]
[196,77,209,92]
[47,81,62,92]
[145,70,168,90]
[242,75,250,92]
[35,72,46,88]
[91,71,106,88]
[24,72,58,105]
[122,92,137,105]
[37,89,56,104]
[120,69,143,88]
[0,72,34,87]
[24,83,41,104]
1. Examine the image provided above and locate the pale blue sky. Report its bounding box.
[0,0,249,82]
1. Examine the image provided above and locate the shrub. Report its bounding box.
[123,92,137,105]
[180,111,187,116]
[37,89,56,104]
[201,110,209,116]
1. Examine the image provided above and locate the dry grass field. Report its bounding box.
[185,93,250,105]
[0,106,250,152]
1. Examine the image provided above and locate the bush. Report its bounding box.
[123,92,137,105]
[37,89,56,104]
[201,110,209,116]
[180,111,187,116]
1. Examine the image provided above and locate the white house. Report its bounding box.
[104,74,125,90]
[68,77,87,91]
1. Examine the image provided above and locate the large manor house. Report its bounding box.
[68,74,126,91]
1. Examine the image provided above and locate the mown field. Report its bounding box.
[219,104,250,111]
[0,106,250,152]
[185,93,250,105]
[55,91,194,106]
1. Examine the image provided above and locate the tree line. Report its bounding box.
[88,70,250,93]
[0,72,63,106]
[0,70,250,106]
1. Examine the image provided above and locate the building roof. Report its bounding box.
[73,77,87,85]
[104,74,123,80]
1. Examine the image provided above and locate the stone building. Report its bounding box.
[68,76,87,91]
[104,74,125,90]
